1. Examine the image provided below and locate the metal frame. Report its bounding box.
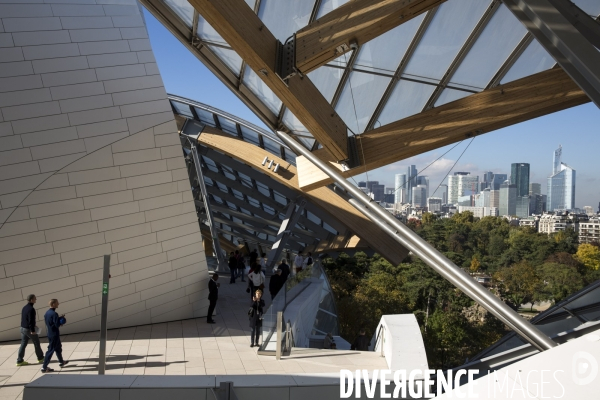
[275,129,557,352]
[189,142,227,271]
[504,0,600,108]
[267,197,307,271]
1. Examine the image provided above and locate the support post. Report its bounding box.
[98,254,110,375]
[504,0,600,108]
[267,197,307,271]
[276,311,283,360]
[190,142,226,272]
[275,130,557,352]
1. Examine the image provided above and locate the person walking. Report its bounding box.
[247,265,265,300]
[293,251,304,275]
[259,253,267,273]
[268,269,284,301]
[350,329,371,351]
[278,259,290,282]
[207,273,220,324]
[16,294,44,366]
[228,252,237,284]
[249,249,258,265]
[249,289,265,348]
[41,299,68,372]
[236,251,246,282]
[305,252,313,268]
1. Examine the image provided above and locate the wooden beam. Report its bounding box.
[296,0,445,73]
[189,0,349,161]
[296,67,589,190]
[197,126,408,266]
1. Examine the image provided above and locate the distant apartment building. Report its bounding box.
[579,217,600,244]
[458,206,499,218]
[520,216,540,230]
[538,213,584,234]
[584,206,594,216]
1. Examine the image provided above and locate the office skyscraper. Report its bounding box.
[547,145,576,211]
[490,173,508,190]
[439,184,448,204]
[448,173,479,205]
[412,185,427,207]
[394,174,407,204]
[416,176,429,199]
[511,163,530,198]
[499,181,517,216]
[407,165,417,205]
[529,183,541,196]
[371,184,385,202]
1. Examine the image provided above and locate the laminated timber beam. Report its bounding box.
[189,0,349,161]
[197,125,409,266]
[296,67,589,191]
[296,0,446,74]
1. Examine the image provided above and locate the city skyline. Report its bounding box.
[144,9,600,209]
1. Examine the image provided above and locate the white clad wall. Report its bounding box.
[0,0,210,341]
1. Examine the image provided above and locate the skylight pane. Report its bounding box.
[403,0,489,83]
[335,71,390,133]
[434,88,470,107]
[208,46,243,77]
[243,66,282,115]
[258,0,315,42]
[316,0,350,19]
[307,65,344,103]
[163,0,194,27]
[448,4,527,90]
[353,14,425,74]
[500,39,556,85]
[374,80,434,128]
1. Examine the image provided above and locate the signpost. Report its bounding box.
[98,255,110,374]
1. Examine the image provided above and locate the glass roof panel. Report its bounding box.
[298,137,316,149]
[208,46,243,77]
[448,4,527,90]
[353,14,425,74]
[258,0,315,42]
[403,1,489,83]
[500,39,556,85]
[163,0,194,28]
[572,0,600,16]
[316,0,350,19]
[262,136,281,156]
[193,107,217,126]
[196,16,227,46]
[335,71,390,133]
[243,66,283,115]
[377,80,435,127]
[170,101,193,118]
[434,88,471,107]
[283,148,296,164]
[307,66,344,103]
[216,115,238,136]
[240,125,261,146]
[282,109,313,138]
[245,0,256,9]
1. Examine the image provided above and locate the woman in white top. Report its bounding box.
[247,265,265,300]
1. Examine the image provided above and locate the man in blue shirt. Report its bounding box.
[16,294,44,366]
[41,299,69,373]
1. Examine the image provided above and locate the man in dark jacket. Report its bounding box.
[351,329,370,351]
[41,299,68,372]
[268,269,284,300]
[228,252,237,284]
[207,273,219,324]
[249,249,258,265]
[278,259,290,282]
[16,294,44,366]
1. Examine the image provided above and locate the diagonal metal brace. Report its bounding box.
[267,197,307,271]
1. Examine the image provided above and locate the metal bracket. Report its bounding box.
[344,135,361,169]
[275,35,297,82]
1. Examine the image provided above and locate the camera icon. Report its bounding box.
[572,351,598,386]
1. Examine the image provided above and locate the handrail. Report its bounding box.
[373,323,385,355]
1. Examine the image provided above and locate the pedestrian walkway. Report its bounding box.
[0,273,386,399]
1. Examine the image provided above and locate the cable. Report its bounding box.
[431,137,475,198]
[342,50,370,185]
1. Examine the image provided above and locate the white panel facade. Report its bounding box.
[0,0,209,341]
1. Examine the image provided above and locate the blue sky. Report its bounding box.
[144,9,600,209]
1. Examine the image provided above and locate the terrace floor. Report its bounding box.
[0,274,387,400]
